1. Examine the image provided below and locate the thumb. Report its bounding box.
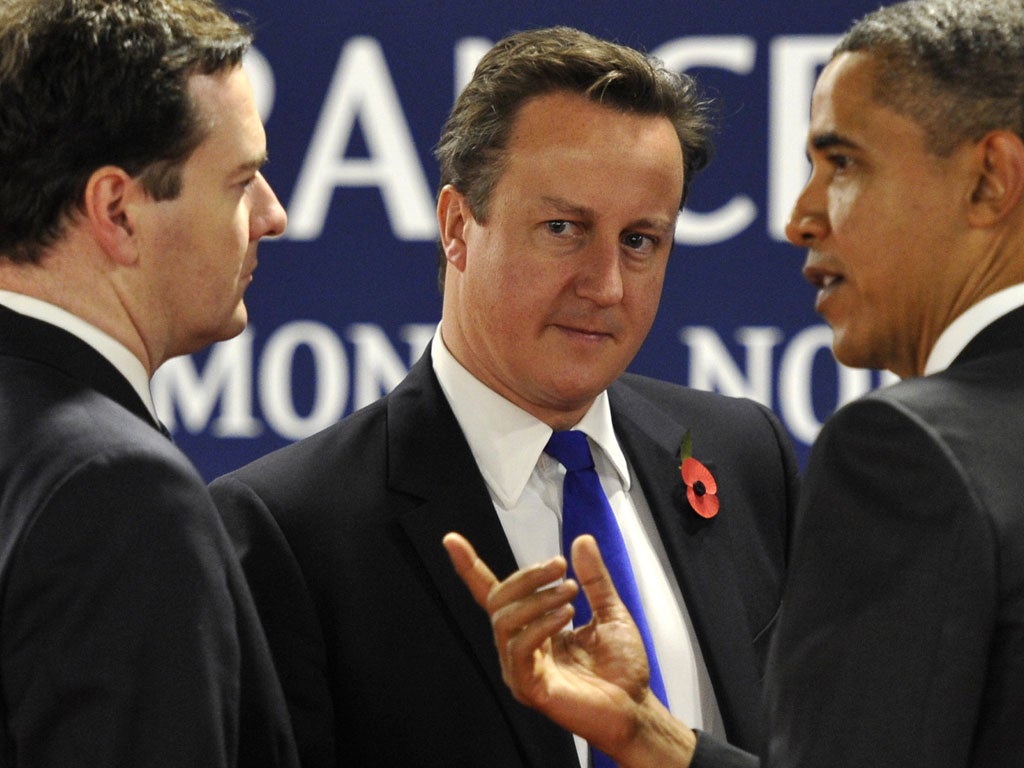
[442,531,498,610]
[570,534,628,621]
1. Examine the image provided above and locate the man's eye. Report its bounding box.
[547,220,571,235]
[829,154,852,170]
[623,232,656,251]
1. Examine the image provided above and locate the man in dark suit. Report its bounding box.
[445,2,1024,767]
[0,1,296,765]
[210,26,800,768]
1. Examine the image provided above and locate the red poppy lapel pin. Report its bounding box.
[679,429,719,519]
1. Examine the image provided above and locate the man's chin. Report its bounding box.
[217,312,249,344]
[831,334,886,375]
[177,307,248,358]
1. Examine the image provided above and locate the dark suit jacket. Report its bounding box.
[210,348,800,767]
[764,306,1024,767]
[0,305,298,767]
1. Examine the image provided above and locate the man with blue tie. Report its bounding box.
[446,2,1024,767]
[210,26,799,767]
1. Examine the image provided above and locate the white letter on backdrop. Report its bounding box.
[768,36,840,240]
[287,37,436,241]
[652,37,759,245]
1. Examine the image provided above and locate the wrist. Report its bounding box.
[609,690,697,768]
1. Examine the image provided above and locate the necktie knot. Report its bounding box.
[544,430,594,472]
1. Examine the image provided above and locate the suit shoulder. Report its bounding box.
[213,394,389,489]
[836,367,1014,451]
[810,388,988,528]
[613,372,782,429]
[1,416,227,610]
[832,368,1024,526]
[816,387,952,468]
[2,384,213,531]
[616,371,759,406]
[3,383,198,488]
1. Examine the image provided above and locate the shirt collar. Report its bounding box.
[431,327,631,508]
[0,289,159,421]
[924,283,1024,375]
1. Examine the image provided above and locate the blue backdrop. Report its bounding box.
[154,0,895,481]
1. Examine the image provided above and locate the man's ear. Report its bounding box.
[437,184,472,273]
[968,130,1024,227]
[83,166,142,265]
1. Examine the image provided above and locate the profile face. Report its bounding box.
[139,65,287,358]
[787,52,976,378]
[440,90,684,426]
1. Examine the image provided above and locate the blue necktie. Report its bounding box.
[545,431,668,766]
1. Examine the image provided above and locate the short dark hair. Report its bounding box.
[433,26,715,290]
[0,0,253,263]
[835,0,1024,157]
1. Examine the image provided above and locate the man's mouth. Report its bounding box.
[802,262,844,313]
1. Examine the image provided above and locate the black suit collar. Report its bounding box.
[953,304,1024,368]
[388,348,580,765]
[0,303,159,432]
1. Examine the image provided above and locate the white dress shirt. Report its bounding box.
[924,283,1024,375]
[431,328,724,767]
[0,290,160,422]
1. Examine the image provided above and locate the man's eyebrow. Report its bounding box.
[540,195,592,218]
[627,215,678,236]
[810,132,859,152]
[235,152,270,174]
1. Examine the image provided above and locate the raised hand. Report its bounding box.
[442,532,697,767]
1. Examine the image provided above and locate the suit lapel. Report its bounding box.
[609,382,764,746]
[389,351,579,767]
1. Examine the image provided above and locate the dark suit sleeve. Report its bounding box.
[764,398,996,768]
[209,475,337,768]
[691,730,760,768]
[1,450,244,767]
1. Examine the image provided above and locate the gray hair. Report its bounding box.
[835,0,1024,156]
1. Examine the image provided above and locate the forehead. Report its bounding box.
[810,53,880,132]
[508,91,679,154]
[185,67,266,168]
[809,52,931,153]
[500,91,684,200]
